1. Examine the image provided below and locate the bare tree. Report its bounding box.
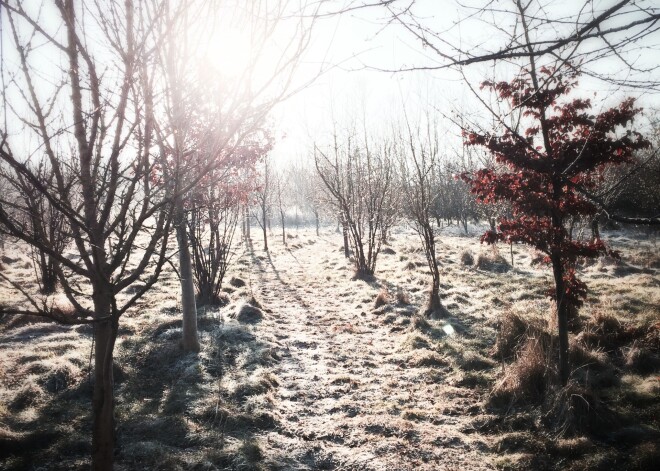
[273,166,290,245]
[153,0,318,351]
[315,130,395,277]
[0,1,172,468]
[397,115,449,317]
[300,164,327,236]
[253,157,273,250]
[188,176,242,306]
[1,162,70,293]
[325,1,660,91]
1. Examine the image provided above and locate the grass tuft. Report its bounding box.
[374,289,390,309]
[460,250,475,266]
[476,252,510,273]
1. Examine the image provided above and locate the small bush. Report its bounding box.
[196,291,230,307]
[395,289,410,305]
[460,250,474,266]
[374,290,390,309]
[229,277,246,288]
[577,311,640,352]
[476,252,510,273]
[235,304,264,324]
[410,315,431,331]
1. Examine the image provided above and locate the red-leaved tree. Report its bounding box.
[462,66,650,385]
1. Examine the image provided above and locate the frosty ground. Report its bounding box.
[0,224,658,470]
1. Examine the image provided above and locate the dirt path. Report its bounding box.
[246,238,495,470]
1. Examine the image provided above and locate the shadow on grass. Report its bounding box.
[1,306,280,470]
[115,309,279,470]
[0,324,94,471]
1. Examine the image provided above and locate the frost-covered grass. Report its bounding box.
[0,224,658,470]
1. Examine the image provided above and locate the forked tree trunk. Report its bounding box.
[39,254,58,294]
[196,283,213,308]
[91,287,117,471]
[422,224,447,318]
[176,206,200,352]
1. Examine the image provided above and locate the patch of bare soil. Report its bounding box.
[0,225,658,470]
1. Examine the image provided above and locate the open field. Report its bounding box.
[1,224,659,470]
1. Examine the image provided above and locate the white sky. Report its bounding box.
[268,0,660,166]
[2,0,658,168]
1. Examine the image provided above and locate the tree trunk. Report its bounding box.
[244,207,251,240]
[551,254,570,386]
[196,283,213,307]
[280,210,286,245]
[39,254,58,294]
[91,287,117,471]
[510,242,514,268]
[262,206,268,251]
[315,211,320,236]
[590,216,600,242]
[342,219,349,258]
[176,209,200,352]
[426,288,445,319]
[423,224,447,319]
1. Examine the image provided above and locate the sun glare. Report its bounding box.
[204,28,251,79]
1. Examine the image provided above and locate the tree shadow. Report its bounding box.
[0,305,279,470]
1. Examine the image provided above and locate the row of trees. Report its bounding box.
[313,0,660,392]
[0,1,658,468]
[0,1,317,469]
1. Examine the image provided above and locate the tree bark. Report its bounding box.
[550,253,570,388]
[314,210,320,236]
[244,206,251,240]
[422,223,447,318]
[39,253,58,294]
[262,222,268,251]
[261,201,269,251]
[176,204,200,353]
[341,217,349,258]
[590,216,600,242]
[91,287,116,471]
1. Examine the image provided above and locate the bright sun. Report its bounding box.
[204,28,253,80]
